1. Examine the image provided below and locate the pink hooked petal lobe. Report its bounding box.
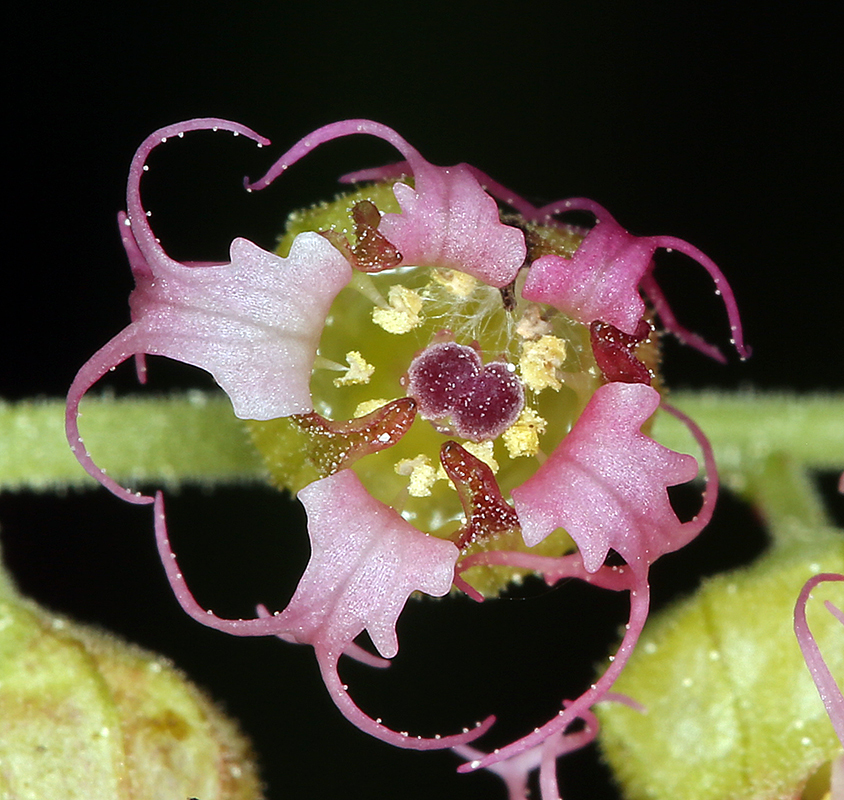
[512,382,699,576]
[794,573,844,745]
[524,223,652,336]
[246,119,526,287]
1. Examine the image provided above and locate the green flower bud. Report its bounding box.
[597,536,844,800]
[0,563,263,800]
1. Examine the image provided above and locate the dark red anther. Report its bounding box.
[440,441,521,549]
[321,199,402,273]
[590,319,653,384]
[293,398,417,476]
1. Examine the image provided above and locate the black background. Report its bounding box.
[3,3,841,799]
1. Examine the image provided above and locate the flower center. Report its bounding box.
[246,180,662,595]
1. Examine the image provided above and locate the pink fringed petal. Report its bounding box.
[120,119,352,419]
[67,120,354,498]
[288,470,495,747]
[285,469,459,658]
[246,119,526,287]
[67,229,350,496]
[382,164,525,287]
[512,383,699,576]
[523,198,749,360]
[524,229,653,335]
[153,486,493,750]
[794,573,844,745]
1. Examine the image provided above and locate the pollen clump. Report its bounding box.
[502,407,548,458]
[333,351,375,387]
[430,267,477,298]
[395,455,440,497]
[372,285,424,334]
[519,335,567,392]
[516,305,553,340]
[354,398,392,417]
[461,441,499,473]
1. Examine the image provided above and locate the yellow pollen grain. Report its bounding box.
[461,441,499,473]
[503,407,548,458]
[371,285,424,334]
[395,455,440,497]
[430,267,477,298]
[333,351,375,387]
[354,398,391,417]
[519,335,567,392]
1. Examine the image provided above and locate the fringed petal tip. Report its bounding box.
[795,573,844,745]
[65,329,154,505]
[318,647,495,750]
[513,382,701,576]
[453,706,600,800]
[244,119,526,287]
[125,119,271,272]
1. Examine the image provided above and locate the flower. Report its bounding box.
[67,118,746,793]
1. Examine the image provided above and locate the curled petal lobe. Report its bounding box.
[246,119,526,287]
[512,382,699,575]
[794,573,844,745]
[124,118,271,275]
[453,707,600,800]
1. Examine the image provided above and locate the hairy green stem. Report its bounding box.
[2,391,842,497]
[655,391,844,473]
[655,391,843,551]
[0,394,265,493]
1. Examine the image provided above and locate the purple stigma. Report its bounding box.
[406,342,524,441]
